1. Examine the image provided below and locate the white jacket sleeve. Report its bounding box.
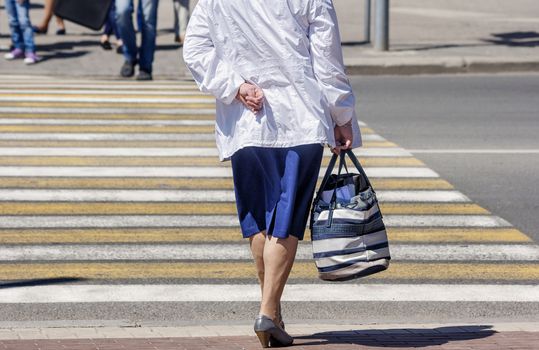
[183,2,245,105]
[308,0,357,126]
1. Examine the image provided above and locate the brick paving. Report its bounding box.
[1,330,538,350]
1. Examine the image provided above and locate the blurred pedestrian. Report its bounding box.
[101,3,123,53]
[32,0,66,35]
[116,0,159,81]
[4,0,41,64]
[172,0,189,44]
[183,0,360,347]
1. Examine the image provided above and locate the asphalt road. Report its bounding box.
[0,73,538,327]
[351,73,539,243]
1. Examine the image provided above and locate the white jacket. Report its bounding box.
[183,0,362,161]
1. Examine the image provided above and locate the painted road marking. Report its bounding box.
[0,107,217,115]
[0,119,217,126]
[0,177,451,190]
[0,147,410,157]
[0,84,200,90]
[0,113,216,120]
[0,155,420,167]
[0,214,511,228]
[0,96,215,104]
[0,228,530,244]
[0,284,538,303]
[0,243,536,261]
[0,202,488,215]
[0,125,220,133]
[0,118,365,128]
[0,262,536,280]
[410,149,539,154]
[0,90,209,96]
[0,166,437,178]
[0,189,468,202]
[0,102,217,109]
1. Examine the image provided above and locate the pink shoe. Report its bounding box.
[4,48,24,60]
[24,52,41,65]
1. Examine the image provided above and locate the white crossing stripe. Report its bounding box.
[0,89,207,96]
[0,243,536,262]
[0,119,216,126]
[0,133,216,141]
[0,84,199,90]
[0,133,381,141]
[0,147,413,157]
[385,215,511,227]
[378,190,470,202]
[0,189,467,202]
[0,215,511,228]
[0,284,538,303]
[0,107,216,114]
[0,166,437,178]
[410,149,539,154]
[0,96,214,104]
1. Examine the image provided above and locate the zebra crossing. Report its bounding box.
[0,76,537,309]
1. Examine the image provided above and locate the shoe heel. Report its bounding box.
[255,330,270,348]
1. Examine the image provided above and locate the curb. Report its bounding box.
[1,322,538,340]
[344,59,539,75]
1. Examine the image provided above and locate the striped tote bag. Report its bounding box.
[309,149,390,281]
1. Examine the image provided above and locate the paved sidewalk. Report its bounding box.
[0,0,538,77]
[0,323,538,349]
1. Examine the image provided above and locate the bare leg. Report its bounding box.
[55,16,65,30]
[259,235,298,322]
[36,0,54,30]
[249,231,266,292]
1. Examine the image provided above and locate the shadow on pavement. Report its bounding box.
[341,41,371,46]
[295,325,495,348]
[392,42,490,52]
[483,31,539,47]
[39,50,89,62]
[38,40,99,51]
[0,277,87,289]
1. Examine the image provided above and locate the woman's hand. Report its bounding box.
[236,83,264,114]
[332,121,353,155]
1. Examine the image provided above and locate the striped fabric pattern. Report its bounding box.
[311,151,391,281]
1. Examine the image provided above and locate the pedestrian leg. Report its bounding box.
[138,0,159,75]
[249,231,266,294]
[115,0,137,63]
[259,235,298,322]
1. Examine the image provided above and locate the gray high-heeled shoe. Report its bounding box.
[268,312,285,347]
[254,314,293,348]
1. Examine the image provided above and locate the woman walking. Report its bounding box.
[4,0,40,64]
[183,0,361,347]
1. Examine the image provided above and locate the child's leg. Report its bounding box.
[4,0,24,50]
[15,0,36,53]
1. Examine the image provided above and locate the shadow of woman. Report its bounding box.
[294,325,495,348]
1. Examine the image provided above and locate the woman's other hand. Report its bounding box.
[332,121,353,155]
[236,83,264,114]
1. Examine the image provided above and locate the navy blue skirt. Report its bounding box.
[231,143,324,240]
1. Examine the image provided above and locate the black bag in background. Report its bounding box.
[54,0,113,31]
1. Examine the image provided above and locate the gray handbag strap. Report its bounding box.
[345,149,373,190]
[314,152,339,203]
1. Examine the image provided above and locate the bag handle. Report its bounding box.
[310,149,373,229]
[325,152,348,227]
[344,149,373,190]
[313,152,338,204]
